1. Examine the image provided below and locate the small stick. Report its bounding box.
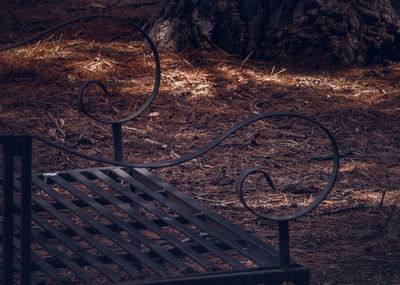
[36,90,63,100]
[105,0,121,9]
[271,68,286,77]
[48,113,66,140]
[271,66,275,75]
[122,1,160,8]
[278,131,307,139]
[312,204,377,216]
[308,149,354,161]
[144,138,167,149]
[240,51,253,69]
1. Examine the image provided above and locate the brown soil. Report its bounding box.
[1,1,399,284]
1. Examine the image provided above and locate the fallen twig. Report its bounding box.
[240,51,253,69]
[308,149,355,161]
[105,0,121,9]
[145,138,167,149]
[122,1,160,8]
[48,112,66,141]
[312,204,379,216]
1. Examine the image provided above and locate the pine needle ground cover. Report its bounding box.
[0,1,399,284]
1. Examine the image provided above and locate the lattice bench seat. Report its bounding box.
[2,165,309,284]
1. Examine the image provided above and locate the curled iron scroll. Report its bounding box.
[0,14,161,124]
[235,114,339,221]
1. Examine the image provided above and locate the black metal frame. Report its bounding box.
[0,150,312,284]
[0,15,339,284]
[1,135,32,285]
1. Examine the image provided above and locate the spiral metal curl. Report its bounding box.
[1,14,161,124]
[1,17,339,221]
[235,114,339,221]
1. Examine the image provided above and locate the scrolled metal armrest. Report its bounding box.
[235,114,339,221]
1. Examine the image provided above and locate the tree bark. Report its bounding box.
[386,208,400,239]
[145,0,400,66]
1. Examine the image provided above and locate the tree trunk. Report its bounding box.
[145,0,400,66]
[386,208,400,239]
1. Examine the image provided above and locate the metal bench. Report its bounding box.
[0,15,339,285]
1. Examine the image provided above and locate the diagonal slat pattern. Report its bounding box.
[1,166,306,284]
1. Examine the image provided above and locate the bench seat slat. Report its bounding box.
[30,204,122,282]
[88,169,244,269]
[47,174,190,274]
[0,224,70,284]
[30,187,142,279]
[33,176,168,277]
[30,227,93,283]
[112,168,278,267]
[48,174,190,274]
[71,170,220,272]
[132,168,283,264]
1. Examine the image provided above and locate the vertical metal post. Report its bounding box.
[278,220,290,269]
[112,123,123,161]
[20,136,32,285]
[2,137,15,285]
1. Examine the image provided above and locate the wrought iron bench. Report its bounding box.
[0,15,339,285]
